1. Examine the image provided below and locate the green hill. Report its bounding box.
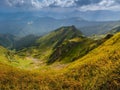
[0,46,15,63]
[0,31,120,90]
[17,26,82,59]
[17,26,101,64]
[48,37,99,64]
[14,34,38,50]
[62,32,120,90]
[0,45,39,70]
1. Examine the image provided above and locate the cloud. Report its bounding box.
[7,0,25,7]
[78,0,120,11]
[5,0,77,9]
[1,0,120,12]
[48,0,77,7]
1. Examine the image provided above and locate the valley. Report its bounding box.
[1,0,120,90]
[1,13,120,37]
[0,25,120,90]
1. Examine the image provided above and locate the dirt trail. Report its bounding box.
[26,57,46,69]
[26,57,43,63]
[26,57,68,70]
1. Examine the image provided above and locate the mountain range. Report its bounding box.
[0,25,120,89]
[1,12,120,37]
[1,0,120,89]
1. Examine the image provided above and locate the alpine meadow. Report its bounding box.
[0,0,120,90]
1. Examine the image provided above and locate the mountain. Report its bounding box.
[108,25,120,34]
[1,12,120,37]
[17,26,82,60]
[80,10,120,21]
[0,34,15,49]
[0,33,39,50]
[14,34,38,50]
[17,26,103,64]
[91,25,120,40]
[0,25,111,65]
[48,36,99,64]
[0,15,89,37]
[80,21,120,36]
[0,29,120,90]
[62,32,120,90]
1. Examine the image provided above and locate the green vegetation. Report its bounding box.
[63,32,120,90]
[0,26,120,90]
[17,26,102,64]
[14,35,38,50]
[48,37,99,64]
[17,26,82,61]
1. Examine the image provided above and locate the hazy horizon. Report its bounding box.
[0,0,120,21]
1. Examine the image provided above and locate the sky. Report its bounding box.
[0,0,120,21]
[0,0,120,11]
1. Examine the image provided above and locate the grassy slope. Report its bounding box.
[0,46,10,63]
[48,37,99,64]
[63,32,120,90]
[18,26,101,64]
[0,33,120,89]
[0,46,40,70]
[17,26,83,61]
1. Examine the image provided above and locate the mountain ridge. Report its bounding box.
[0,29,120,90]
[1,14,120,37]
[16,26,104,64]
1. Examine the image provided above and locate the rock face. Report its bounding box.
[48,41,78,63]
[48,36,99,64]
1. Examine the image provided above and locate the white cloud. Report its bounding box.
[6,0,25,7]
[4,0,120,11]
[78,0,120,11]
[31,0,42,8]
[6,0,77,9]
[51,0,77,7]
[99,0,115,6]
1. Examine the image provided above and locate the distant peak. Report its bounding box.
[59,25,76,29]
[54,25,82,36]
[108,25,120,34]
[70,25,76,29]
[63,17,86,21]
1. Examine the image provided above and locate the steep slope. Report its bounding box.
[63,32,120,90]
[18,26,101,64]
[0,31,120,90]
[18,26,83,60]
[0,46,15,63]
[48,37,99,64]
[36,25,82,49]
